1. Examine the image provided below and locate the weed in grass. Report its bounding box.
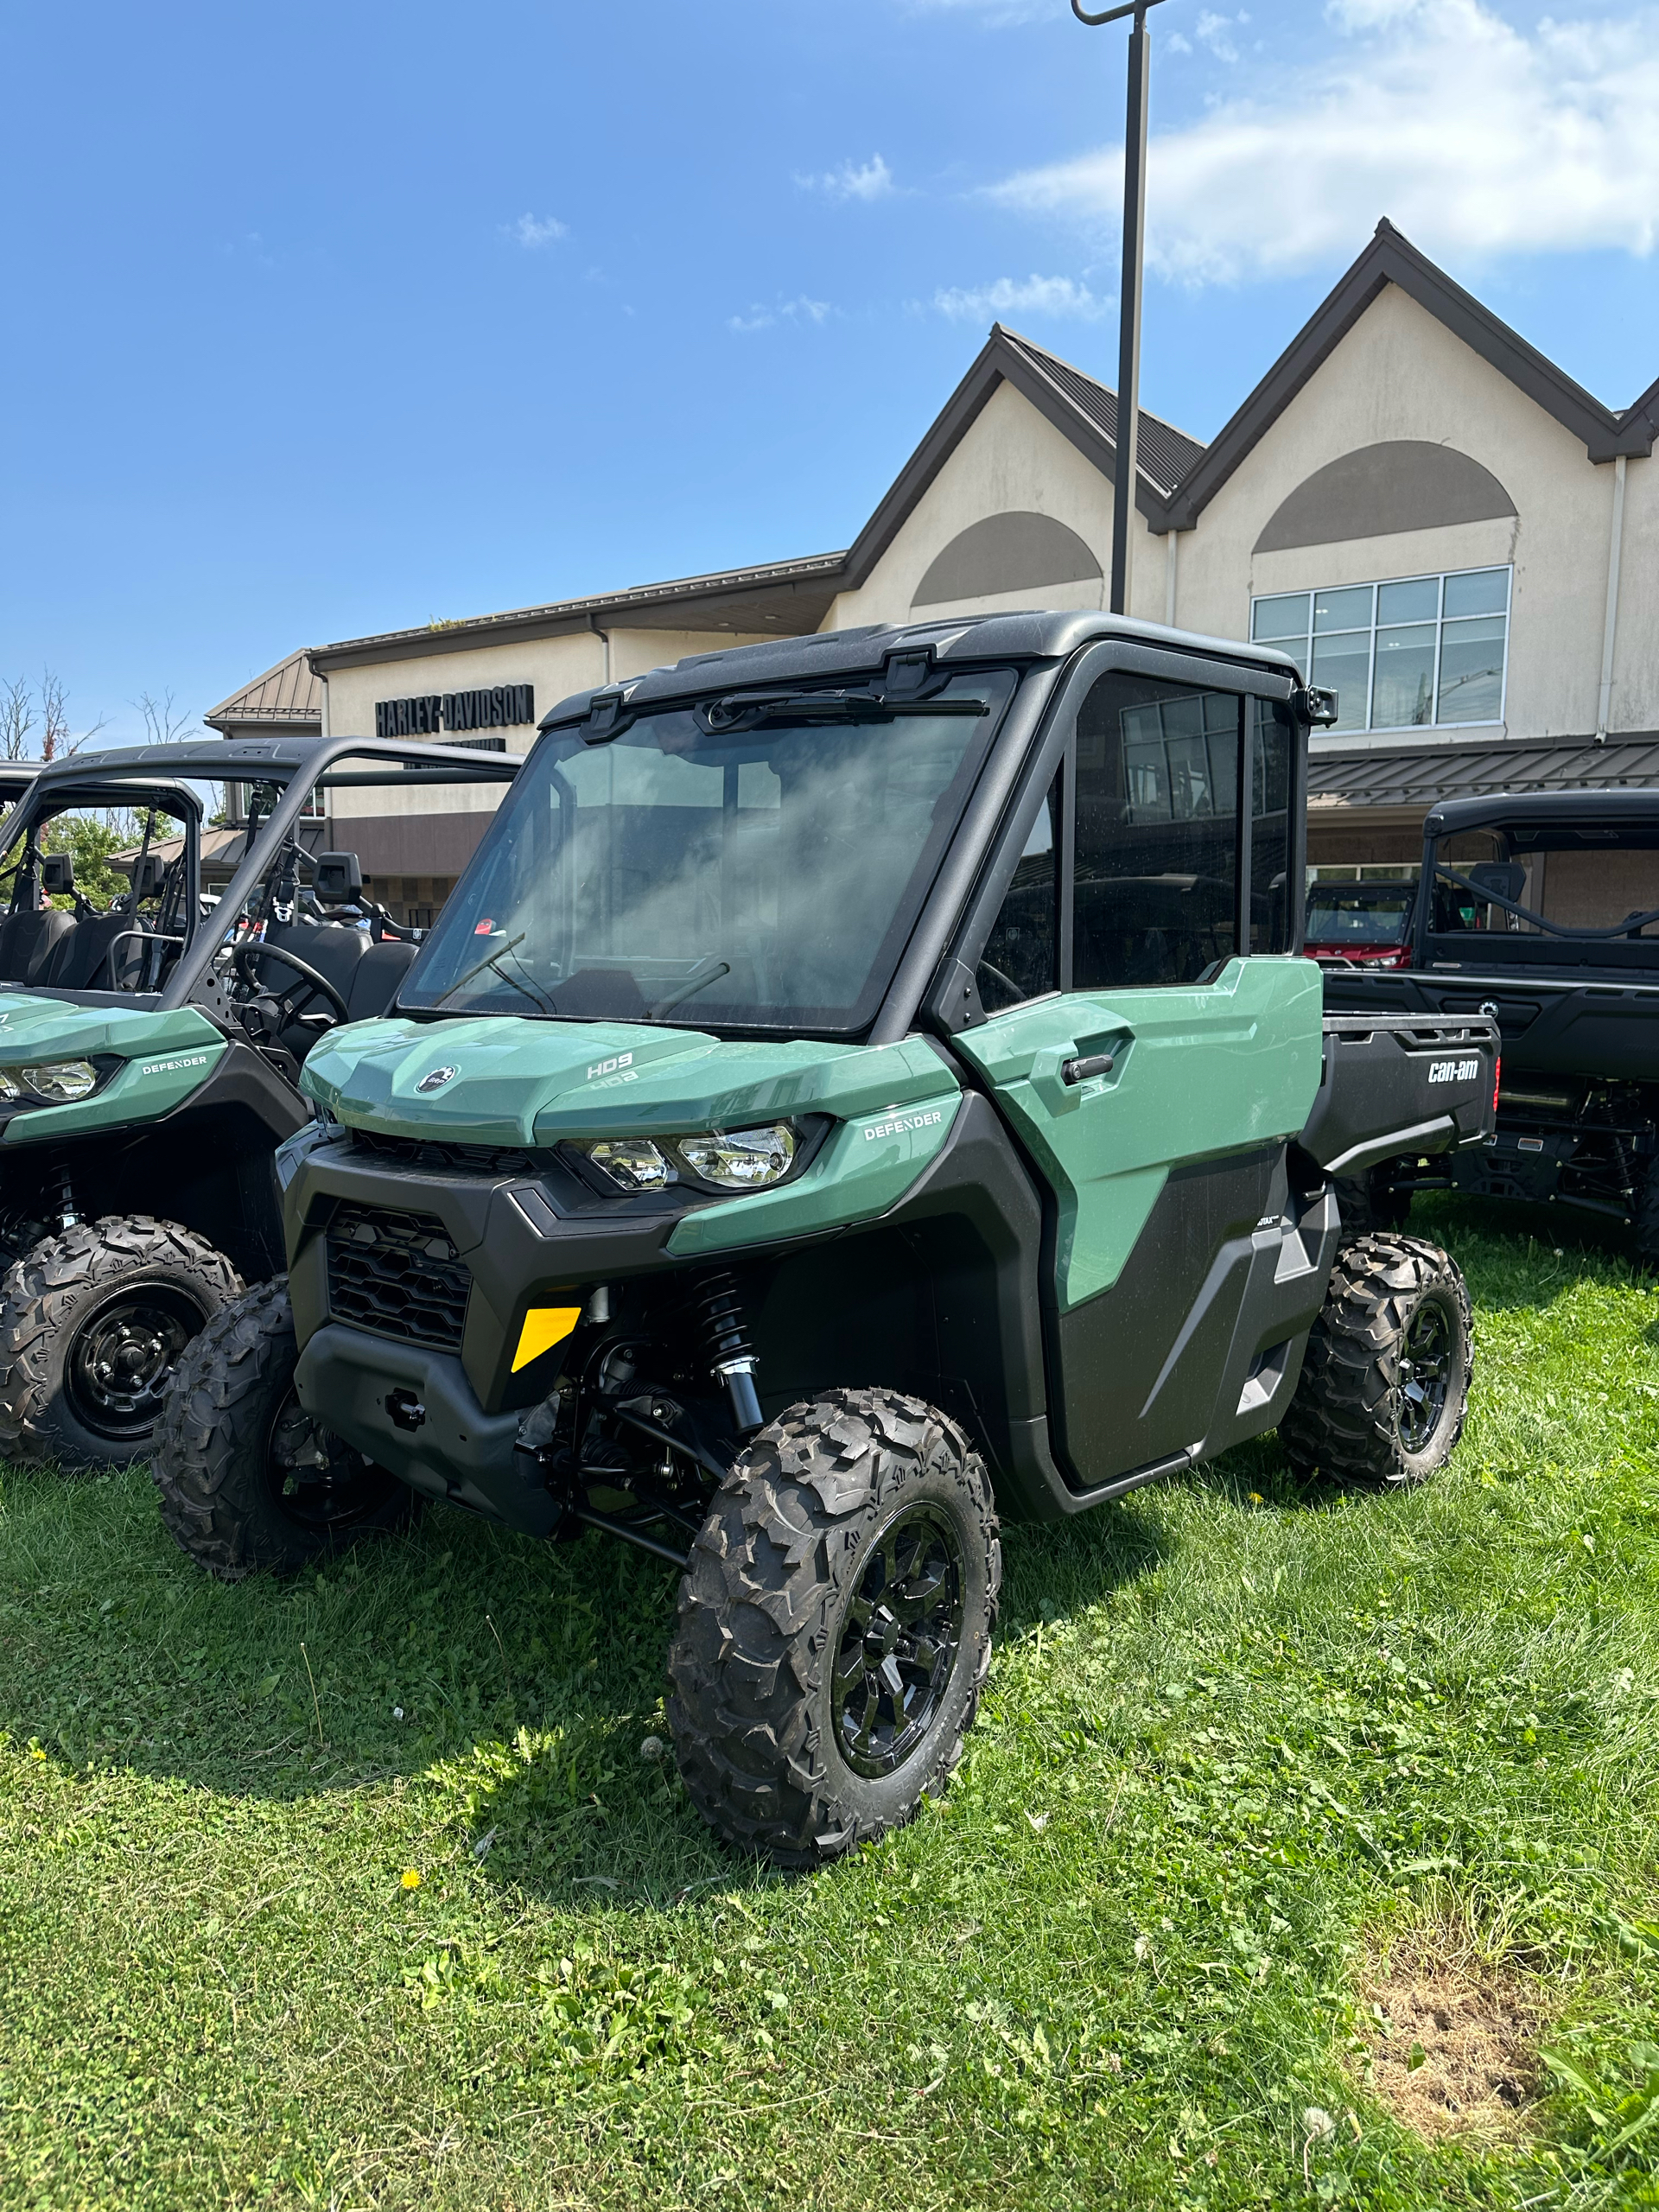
[0,1199,1657,2209]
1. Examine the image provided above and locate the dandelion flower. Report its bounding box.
[1134,1933,1152,1962]
[1302,2106,1336,2140]
[29,1746,46,1762]
[400,1869,423,1891]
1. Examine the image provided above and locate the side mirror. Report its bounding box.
[1294,685,1339,728]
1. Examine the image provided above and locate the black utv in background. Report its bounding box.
[1323,790,1659,1258]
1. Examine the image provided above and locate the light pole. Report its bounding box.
[1071,0,1167,616]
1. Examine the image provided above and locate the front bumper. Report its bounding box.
[293,1323,552,1532]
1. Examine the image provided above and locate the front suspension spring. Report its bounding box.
[695,1270,763,1434]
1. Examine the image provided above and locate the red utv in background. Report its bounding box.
[1305,878,1418,969]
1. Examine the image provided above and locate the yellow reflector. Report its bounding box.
[512,1305,582,1372]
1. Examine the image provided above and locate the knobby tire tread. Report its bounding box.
[0,1214,243,1467]
[666,1387,1001,1870]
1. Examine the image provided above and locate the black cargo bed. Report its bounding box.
[1300,1012,1498,1177]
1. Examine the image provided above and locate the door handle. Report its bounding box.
[1061,1052,1114,1085]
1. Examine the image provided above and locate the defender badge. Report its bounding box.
[416,1065,460,1093]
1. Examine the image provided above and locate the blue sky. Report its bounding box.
[3,0,1657,741]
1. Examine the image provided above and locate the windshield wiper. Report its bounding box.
[648,959,731,1018]
[433,930,556,1014]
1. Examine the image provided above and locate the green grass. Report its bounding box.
[3,1198,1659,2209]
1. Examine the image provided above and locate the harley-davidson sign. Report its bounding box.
[374,683,534,739]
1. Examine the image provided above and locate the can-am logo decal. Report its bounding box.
[416,1065,460,1093]
[139,1052,210,1077]
[587,1052,633,1081]
[1427,1058,1481,1084]
[862,1108,944,1141]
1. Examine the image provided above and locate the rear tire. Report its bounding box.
[0,1216,244,1470]
[1280,1233,1472,1487]
[667,1388,1000,1868]
[153,1279,411,1579]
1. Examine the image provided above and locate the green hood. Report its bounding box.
[0,993,228,1146]
[299,1015,957,1146]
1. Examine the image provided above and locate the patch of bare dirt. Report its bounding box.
[1358,1927,1547,2144]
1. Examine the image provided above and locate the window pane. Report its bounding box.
[1313,585,1372,633]
[1370,623,1437,728]
[1073,673,1239,990]
[1310,632,1371,732]
[1376,576,1439,625]
[979,770,1060,1014]
[1437,616,1506,723]
[1252,593,1310,643]
[1249,700,1294,954]
[1442,568,1509,619]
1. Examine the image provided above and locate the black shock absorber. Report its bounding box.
[696,1270,763,1434]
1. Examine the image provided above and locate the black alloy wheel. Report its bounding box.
[1279,1231,1473,1488]
[1395,1295,1453,1455]
[63,1286,203,1445]
[832,1503,965,1779]
[668,1387,1001,1867]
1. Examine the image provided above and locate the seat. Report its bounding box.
[345,938,421,1020]
[0,906,73,983]
[39,912,137,990]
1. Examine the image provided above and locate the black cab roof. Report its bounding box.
[539,610,1304,731]
[1426,787,1659,842]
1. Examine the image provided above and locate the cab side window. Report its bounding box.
[1073,673,1241,989]
[978,769,1061,1014]
[1248,697,1295,954]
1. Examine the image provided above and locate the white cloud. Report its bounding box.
[509,213,568,248]
[728,296,834,334]
[796,154,894,203]
[1193,10,1247,61]
[932,273,1110,321]
[987,0,1659,284]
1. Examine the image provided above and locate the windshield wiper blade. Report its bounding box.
[433,930,556,1013]
[648,959,731,1018]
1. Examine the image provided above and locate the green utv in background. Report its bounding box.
[0,734,520,1467]
[155,613,1497,1864]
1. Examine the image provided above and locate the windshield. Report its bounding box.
[1306,885,1415,943]
[1431,828,1659,939]
[397,672,1013,1031]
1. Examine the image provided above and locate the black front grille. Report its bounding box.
[347,1128,540,1178]
[326,1203,470,1350]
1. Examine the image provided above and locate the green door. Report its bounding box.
[953,668,1323,1487]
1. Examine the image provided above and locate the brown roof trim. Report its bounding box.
[204,646,322,732]
[307,554,848,673]
[840,325,1198,591]
[1163,221,1656,532]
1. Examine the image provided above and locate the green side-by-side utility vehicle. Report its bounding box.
[154,613,1497,1864]
[0,734,519,1466]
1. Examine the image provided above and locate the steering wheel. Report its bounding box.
[234,940,351,1027]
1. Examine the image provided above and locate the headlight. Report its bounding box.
[572,1122,799,1196]
[582,1136,675,1192]
[674,1123,796,1189]
[10,1060,99,1104]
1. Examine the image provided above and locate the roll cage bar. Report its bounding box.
[0,734,524,1012]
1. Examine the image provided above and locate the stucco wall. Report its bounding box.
[1171,285,1649,741]
[821,379,1165,632]
[321,624,775,856]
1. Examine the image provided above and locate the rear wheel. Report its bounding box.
[152,1279,411,1578]
[0,1217,244,1470]
[1280,1233,1473,1487]
[667,1388,1000,1867]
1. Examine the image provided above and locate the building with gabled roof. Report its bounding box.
[212,219,1657,917]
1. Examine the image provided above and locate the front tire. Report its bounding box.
[667,1389,1001,1868]
[153,1280,410,1578]
[0,1216,244,1469]
[1280,1233,1473,1487]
